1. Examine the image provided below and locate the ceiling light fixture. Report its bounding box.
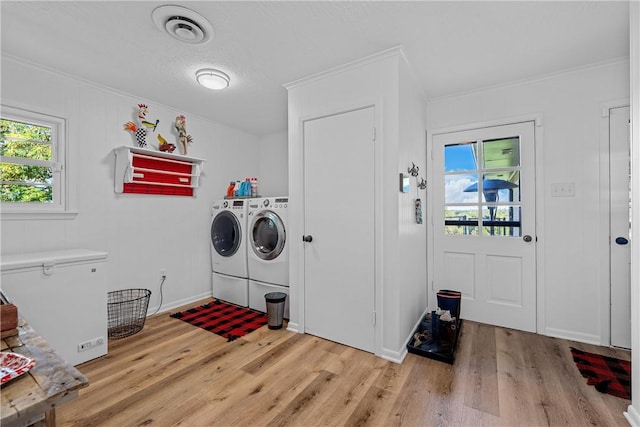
[196,69,230,90]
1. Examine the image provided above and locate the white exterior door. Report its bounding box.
[433,121,537,332]
[302,107,375,353]
[610,106,631,348]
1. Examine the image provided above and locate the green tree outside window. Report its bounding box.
[0,118,54,203]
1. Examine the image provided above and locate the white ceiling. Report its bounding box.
[0,1,630,136]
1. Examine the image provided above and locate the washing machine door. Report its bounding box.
[211,211,242,257]
[250,211,285,260]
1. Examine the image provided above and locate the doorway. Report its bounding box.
[432,121,537,332]
[302,106,376,353]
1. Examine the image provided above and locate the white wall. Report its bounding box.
[395,58,428,351]
[257,130,288,197]
[1,56,261,314]
[286,47,427,360]
[426,59,629,345]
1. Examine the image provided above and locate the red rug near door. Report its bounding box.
[170,299,267,341]
[570,347,631,400]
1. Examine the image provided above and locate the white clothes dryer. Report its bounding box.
[247,197,290,317]
[247,197,289,286]
[210,199,249,306]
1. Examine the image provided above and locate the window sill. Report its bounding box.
[0,210,79,221]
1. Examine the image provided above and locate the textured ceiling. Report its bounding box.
[0,1,630,136]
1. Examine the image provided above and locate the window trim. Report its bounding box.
[1,105,76,220]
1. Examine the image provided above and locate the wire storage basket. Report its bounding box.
[107,288,151,339]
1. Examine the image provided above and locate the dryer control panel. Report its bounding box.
[272,197,288,208]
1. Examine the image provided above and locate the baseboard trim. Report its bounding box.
[147,291,212,316]
[543,327,601,346]
[380,347,407,364]
[625,404,640,426]
[286,322,300,333]
[380,306,430,364]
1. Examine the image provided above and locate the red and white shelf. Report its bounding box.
[114,146,205,196]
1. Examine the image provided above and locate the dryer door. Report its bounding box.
[211,211,242,257]
[250,211,285,260]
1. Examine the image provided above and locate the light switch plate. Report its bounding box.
[551,182,575,197]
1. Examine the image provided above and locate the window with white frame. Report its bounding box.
[0,105,68,214]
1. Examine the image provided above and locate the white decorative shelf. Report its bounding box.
[114,146,205,196]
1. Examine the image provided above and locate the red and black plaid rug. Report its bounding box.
[170,299,267,341]
[570,347,631,400]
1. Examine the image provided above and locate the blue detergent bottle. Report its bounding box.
[238,179,247,197]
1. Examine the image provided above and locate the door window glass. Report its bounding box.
[444,137,522,236]
[445,205,479,235]
[444,142,477,173]
[444,174,478,204]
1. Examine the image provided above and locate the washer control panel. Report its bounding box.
[212,199,247,211]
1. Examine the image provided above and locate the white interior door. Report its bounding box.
[433,121,537,332]
[303,107,375,353]
[610,106,631,348]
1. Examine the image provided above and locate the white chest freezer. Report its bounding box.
[0,249,108,366]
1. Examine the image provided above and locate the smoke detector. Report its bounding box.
[152,5,214,44]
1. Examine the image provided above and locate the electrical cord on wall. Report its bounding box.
[149,276,166,316]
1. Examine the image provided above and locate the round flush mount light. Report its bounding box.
[196,68,230,90]
[152,5,214,44]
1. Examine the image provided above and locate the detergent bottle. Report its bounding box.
[250,177,258,197]
[239,180,247,197]
[234,180,241,197]
[226,181,235,198]
[243,178,251,197]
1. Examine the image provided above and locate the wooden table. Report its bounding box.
[1,318,89,427]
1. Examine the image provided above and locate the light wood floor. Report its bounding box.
[58,299,630,426]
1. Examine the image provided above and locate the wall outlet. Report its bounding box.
[78,336,105,352]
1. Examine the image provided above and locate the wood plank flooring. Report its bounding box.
[57,299,630,426]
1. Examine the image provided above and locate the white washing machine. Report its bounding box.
[210,199,248,306]
[247,196,290,318]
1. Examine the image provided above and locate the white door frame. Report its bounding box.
[598,99,630,347]
[288,98,384,357]
[427,114,545,332]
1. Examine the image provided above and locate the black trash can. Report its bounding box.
[265,292,287,330]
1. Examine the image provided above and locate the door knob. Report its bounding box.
[302,235,313,242]
[615,237,629,245]
[523,235,533,242]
